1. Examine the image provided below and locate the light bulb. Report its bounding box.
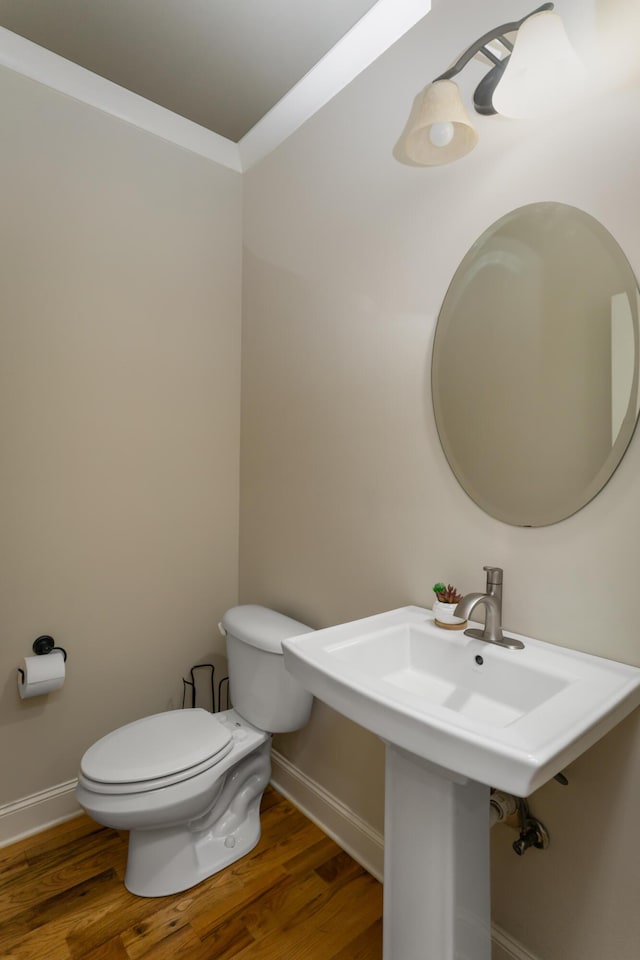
[428,121,455,147]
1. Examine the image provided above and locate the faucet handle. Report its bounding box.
[483,566,503,586]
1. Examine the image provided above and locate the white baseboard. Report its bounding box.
[491,925,542,960]
[270,748,385,881]
[270,750,540,960]
[0,779,82,848]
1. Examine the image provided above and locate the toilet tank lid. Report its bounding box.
[221,604,314,654]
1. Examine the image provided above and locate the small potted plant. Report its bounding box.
[432,583,467,630]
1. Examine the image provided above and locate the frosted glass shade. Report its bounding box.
[402,80,478,166]
[492,11,586,119]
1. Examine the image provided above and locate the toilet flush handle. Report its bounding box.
[218,622,227,637]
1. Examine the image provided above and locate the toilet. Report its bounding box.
[76,605,314,897]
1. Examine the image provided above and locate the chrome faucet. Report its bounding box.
[454,566,524,650]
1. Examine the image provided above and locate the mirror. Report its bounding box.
[432,203,640,526]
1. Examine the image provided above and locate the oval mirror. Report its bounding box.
[432,203,640,526]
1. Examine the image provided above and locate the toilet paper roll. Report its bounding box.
[18,652,66,699]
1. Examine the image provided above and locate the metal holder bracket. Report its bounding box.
[17,635,68,683]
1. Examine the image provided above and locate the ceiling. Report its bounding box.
[0,0,380,142]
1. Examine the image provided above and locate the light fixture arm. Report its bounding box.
[433,3,554,115]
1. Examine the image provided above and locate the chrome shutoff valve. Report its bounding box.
[512,796,550,856]
[513,816,550,856]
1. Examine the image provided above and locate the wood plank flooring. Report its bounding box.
[0,788,383,960]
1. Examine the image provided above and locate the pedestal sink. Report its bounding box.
[282,606,640,960]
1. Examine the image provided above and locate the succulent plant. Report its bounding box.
[433,582,463,604]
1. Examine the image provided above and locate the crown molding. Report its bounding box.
[0,26,242,171]
[238,0,432,170]
[0,0,431,172]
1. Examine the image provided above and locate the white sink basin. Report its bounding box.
[283,605,640,795]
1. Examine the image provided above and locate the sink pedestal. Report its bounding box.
[384,744,491,960]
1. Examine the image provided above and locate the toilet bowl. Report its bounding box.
[76,605,314,897]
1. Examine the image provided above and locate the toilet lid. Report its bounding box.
[80,709,232,784]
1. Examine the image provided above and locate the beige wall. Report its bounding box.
[241,1,640,958]
[0,68,242,801]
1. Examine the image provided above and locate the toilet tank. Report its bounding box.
[221,605,315,733]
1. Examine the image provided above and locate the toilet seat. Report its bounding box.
[80,709,233,795]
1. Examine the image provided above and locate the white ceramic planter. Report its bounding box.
[432,599,467,630]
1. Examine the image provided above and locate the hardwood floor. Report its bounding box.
[0,788,383,960]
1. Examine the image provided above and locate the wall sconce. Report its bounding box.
[398,3,585,166]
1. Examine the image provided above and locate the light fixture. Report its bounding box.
[492,11,586,119]
[398,3,585,167]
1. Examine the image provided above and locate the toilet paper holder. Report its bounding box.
[17,635,68,683]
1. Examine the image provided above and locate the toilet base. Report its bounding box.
[124,739,271,896]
